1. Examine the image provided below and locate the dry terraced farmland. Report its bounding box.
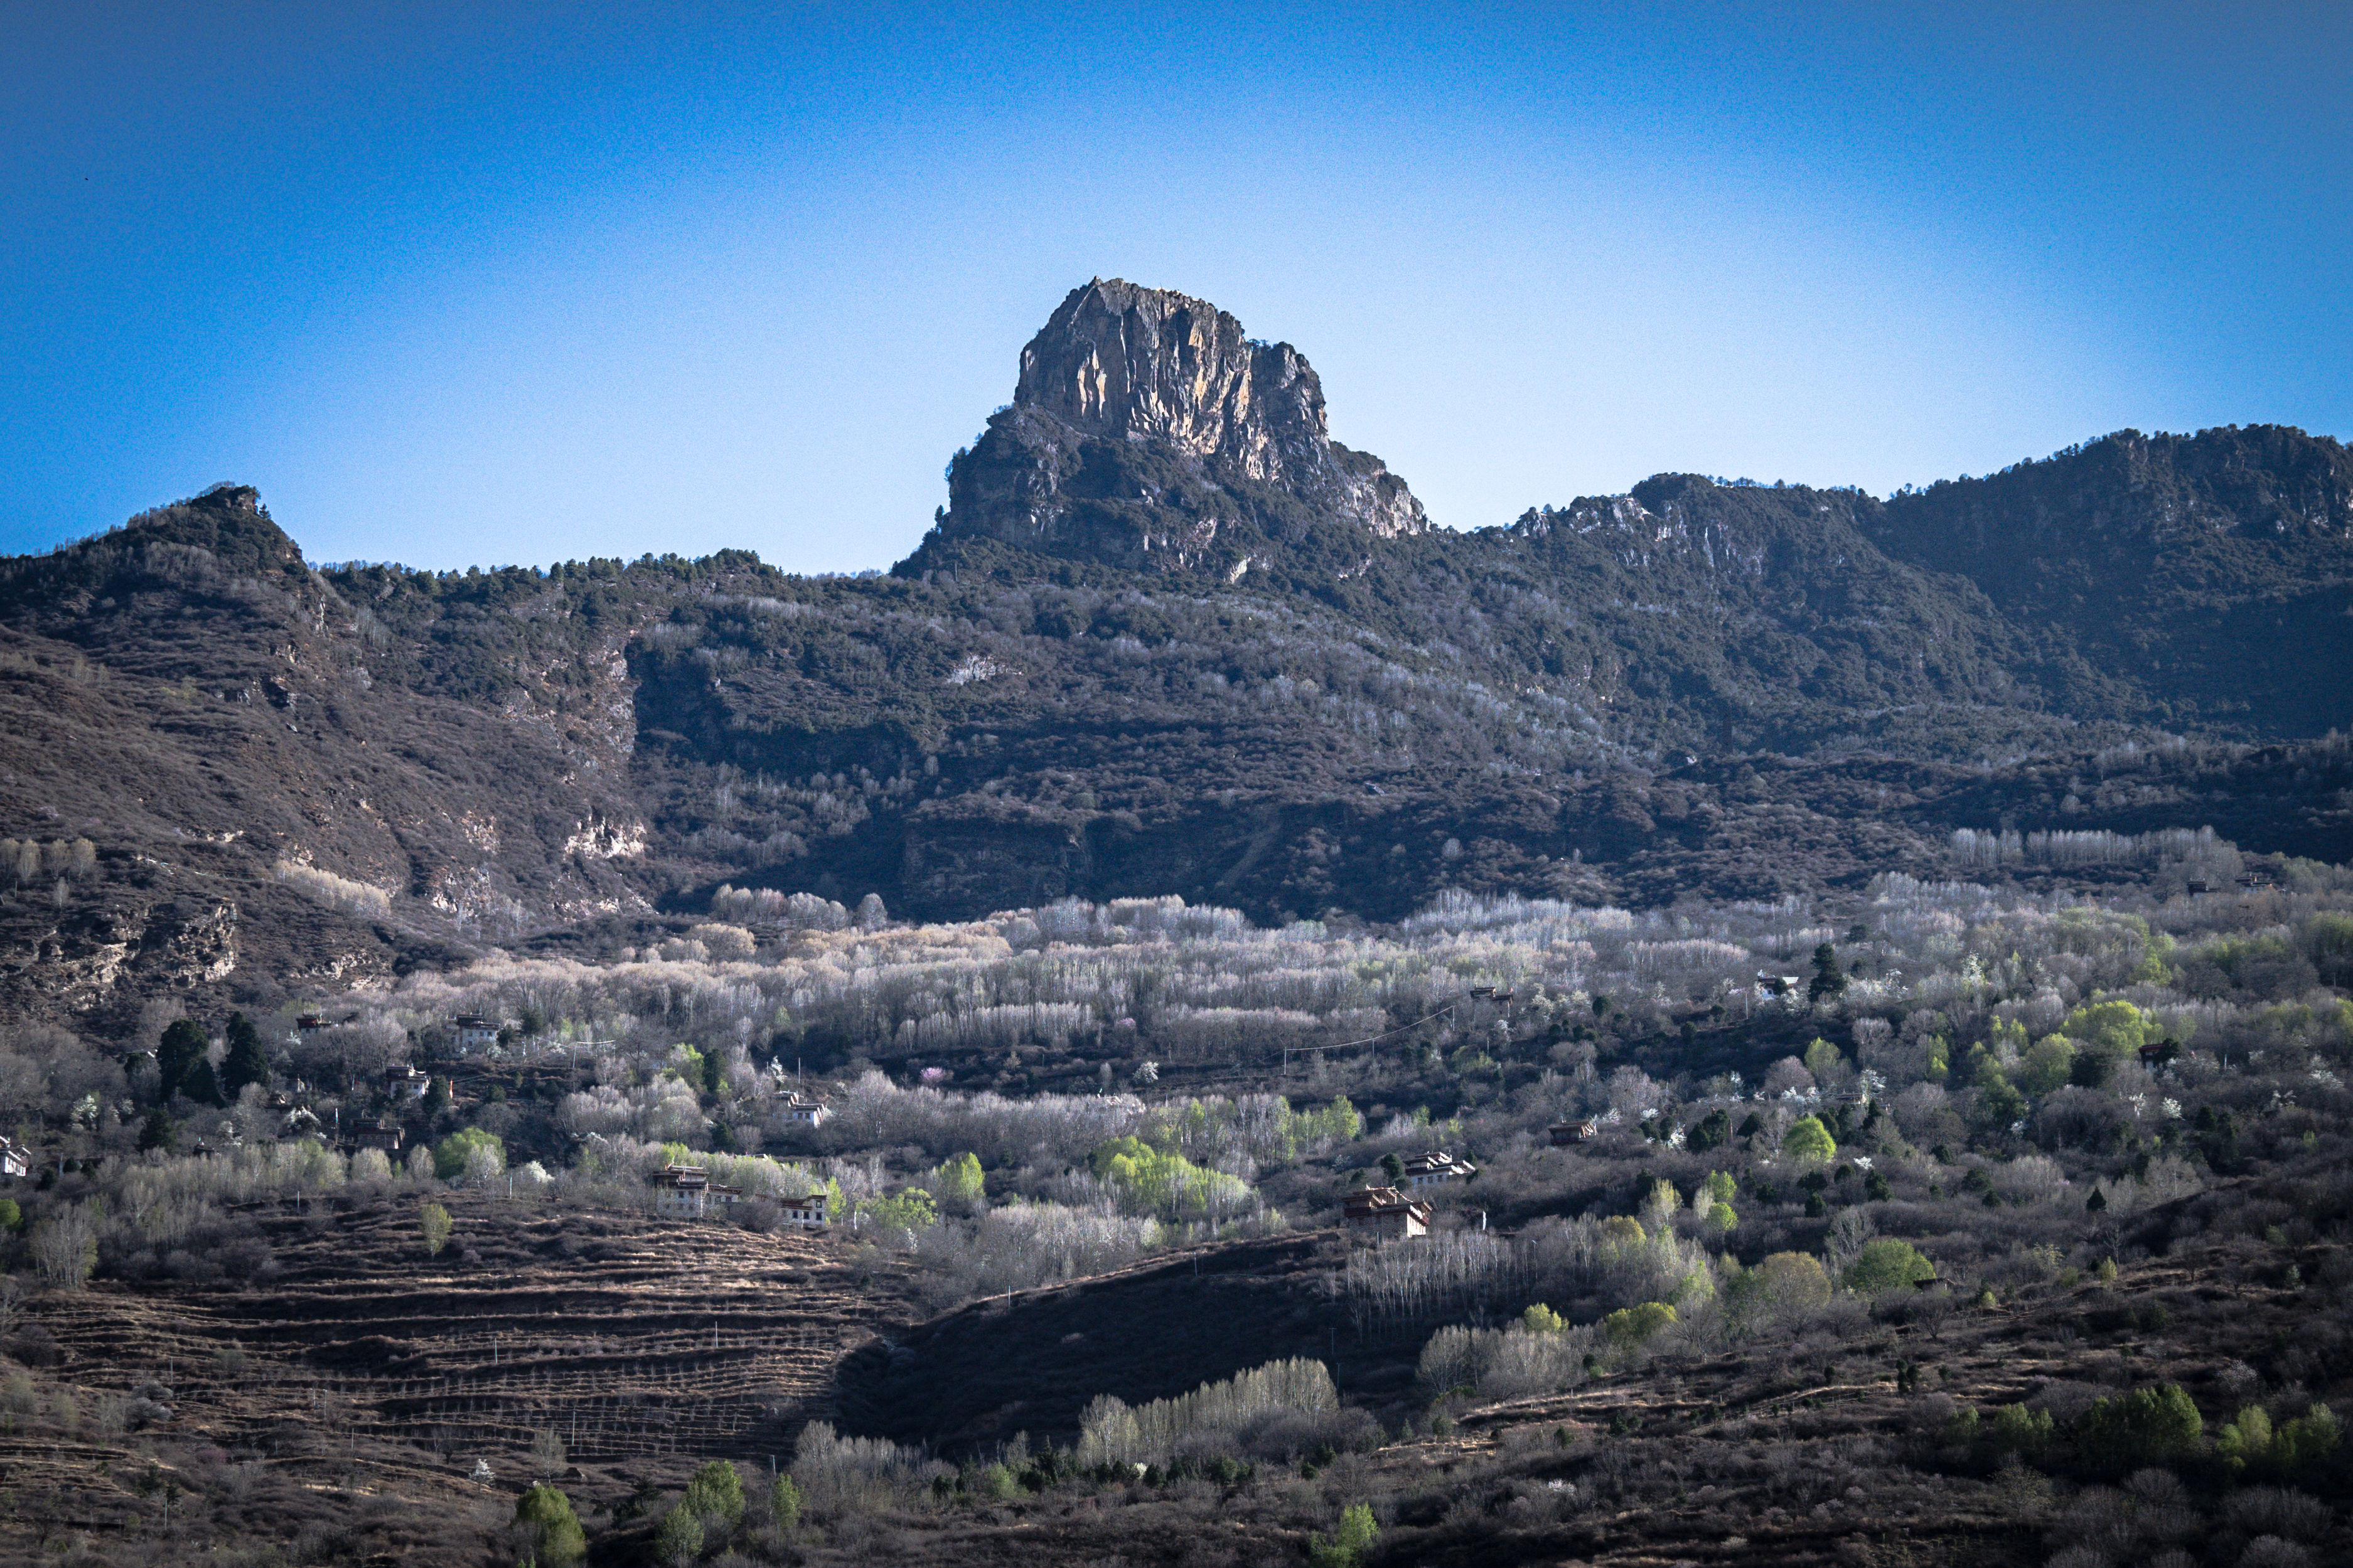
[0,1188,921,1562]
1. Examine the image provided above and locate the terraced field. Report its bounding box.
[0,1190,920,1561]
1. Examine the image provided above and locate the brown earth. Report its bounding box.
[0,1188,925,1562]
[0,1184,2346,1565]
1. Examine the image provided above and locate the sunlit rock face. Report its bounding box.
[926,279,1427,573]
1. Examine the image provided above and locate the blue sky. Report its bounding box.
[5,3,2347,573]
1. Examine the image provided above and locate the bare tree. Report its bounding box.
[31,1204,97,1290]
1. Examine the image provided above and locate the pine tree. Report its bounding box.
[137,1108,176,1154]
[181,1057,223,1107]
[1808,942,1848,1003]
[220,1013,269,1098]
[156,1020,209,1101]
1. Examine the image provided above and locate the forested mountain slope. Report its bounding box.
[0,283,2347,1028]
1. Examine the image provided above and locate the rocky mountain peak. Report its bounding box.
[912,280,1426,576]
[1012,279,1331,483]
[121,482,307,577]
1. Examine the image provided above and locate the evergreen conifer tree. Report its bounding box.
[1808,943,1848,1003]
[221,1012,269,1098]
[156,1020,209,1101]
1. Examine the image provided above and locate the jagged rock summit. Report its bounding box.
[911,279,1427,577]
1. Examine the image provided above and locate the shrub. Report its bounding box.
[419,1203,452,1258]
[1844,1239,1936,1294]
[514,1485,586,1567]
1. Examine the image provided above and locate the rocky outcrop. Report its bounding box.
[918,279,1427,575]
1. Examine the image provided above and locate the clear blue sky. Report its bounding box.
[5,3,2347,573]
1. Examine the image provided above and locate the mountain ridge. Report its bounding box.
[0,283,2348,1027]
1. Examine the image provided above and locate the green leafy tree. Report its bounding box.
[862,1187,938,1234]
[1521,1303,1567,1335]
[1803,1037,1843,1084]
[654,1505,704,1567]
[1602,1300,1677,1348]
[1085,1136,1252,1219]
[1782,1116,1836,1165]
[433,1127,503,1180]
[2221,1401,2342,1478]
[934,1152,986,1208]
[1379,1151,1404,1185]
[2217,1404,2272,1473]
[156,1019,208,1102]
[220,1012,269,1098]
[419,1202,452,1257]
[2056,999,2160,1065]
[1988,1403,2054,1456]
[2015,1035,2076,1095]
[2076,1383,2202,1468]
[684,1459,744,1531]
[1843,1238,1936,1294]
[1309,1501,1378,1568]
[770,1473,801,1528]
[514,1485,587,1566]
[2308,911,2353,985]
[0,1198,19,1233]
[2275,1403,2342,1477]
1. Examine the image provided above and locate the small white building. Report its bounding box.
[653,1163,742,1219]
[453,1015,501,1052]
[778,1091,830,1128]
[780,1193,828,1229]
[1398,1150,1477,1188]
[383,1064,430,1101]
[0,1136,29,1180]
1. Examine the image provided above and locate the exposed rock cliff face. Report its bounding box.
[923,279,1426,574]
